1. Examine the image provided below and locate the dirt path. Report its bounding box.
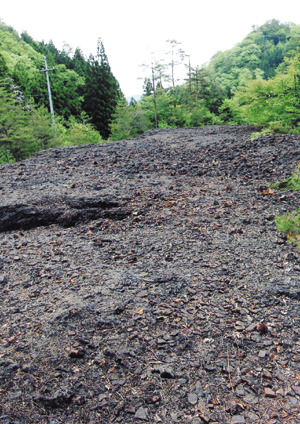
[1,125,300,423]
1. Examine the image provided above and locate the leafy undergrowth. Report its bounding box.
[272,164,300,251]
[271,164,300,190]
[275,209,300,251]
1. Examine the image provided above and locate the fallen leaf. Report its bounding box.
[263,189,275,195]
[257,323,268,334]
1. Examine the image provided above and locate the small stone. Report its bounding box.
[248,413,259,422]
[112,379,126,386]
[243,394,258,404]
[246,323,257,332]
[235,384,245,396]
[235,321,246,330]
[263,369,272,379]
[264,387,276,398]
[125,405,136,414]
[197,398,208,414]
[135,407,149,420]
[292,385,300,396]
[170,412,179,421]
[231,415,245,424]
[21,363,37,373]
[8,391,22,400]
[74,395,85,405]
[196,388,205,397]
[258,350,267,358]
[226,401,237,413]
[0,276,8,285]
[289,397,298,406]
[188,393,198,405]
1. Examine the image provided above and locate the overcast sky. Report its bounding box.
[1,1,300,97]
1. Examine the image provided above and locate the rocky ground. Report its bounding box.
[0,125,300,424]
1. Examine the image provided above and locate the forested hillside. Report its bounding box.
[1,19,300,162]
[0,21,122,162]
[111,19,300,140]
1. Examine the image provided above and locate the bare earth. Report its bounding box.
[0,125,300,424]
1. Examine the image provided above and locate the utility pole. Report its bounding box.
[37,56,57,138]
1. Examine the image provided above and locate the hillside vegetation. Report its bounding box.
[1,19,300,162]
[0,21,122,162]
[111,20,300,140]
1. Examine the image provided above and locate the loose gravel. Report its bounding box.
[0,125,300,424]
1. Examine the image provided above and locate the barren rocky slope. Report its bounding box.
[0,125,300,424]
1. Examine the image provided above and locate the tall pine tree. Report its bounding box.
[83,38,122,139]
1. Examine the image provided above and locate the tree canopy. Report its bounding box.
[1,18,300,161]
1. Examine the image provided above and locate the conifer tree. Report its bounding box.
[83,38,122,139]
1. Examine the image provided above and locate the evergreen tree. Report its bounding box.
[143,78,153,97]
[83,38,122,139]
[71,48,87,77]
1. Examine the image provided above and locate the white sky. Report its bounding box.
[1,1,300,97]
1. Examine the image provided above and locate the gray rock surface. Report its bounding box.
[0,125,300,423]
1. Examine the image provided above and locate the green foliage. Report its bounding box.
[275,209,300,251]
[110,99,151,141]
[0,53,8,78]
[0,146,14,164]
[143,78,153,97]
[0,22,42,74]
[158,120,174,129]
[3,18,300,151]
[49,64,84,120]
[0,22,123,159]
[56,115,103,146]
[272,163,300,252]
[225,52,300,132]
[271,165,300,190]
[0,78,54,162]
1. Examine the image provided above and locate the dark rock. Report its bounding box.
[36,390,74,408]
[0,276,8,285]
[1,125,300,424]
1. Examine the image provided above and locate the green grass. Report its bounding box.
[270,165,300,190]
[275,209,300,251]
[272,164,300,251]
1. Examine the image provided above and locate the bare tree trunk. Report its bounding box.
[152,64,158,129]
